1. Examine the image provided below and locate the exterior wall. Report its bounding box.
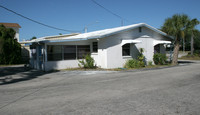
[103,26,170,68]
[45,60,79,71]
[31,26,171,70]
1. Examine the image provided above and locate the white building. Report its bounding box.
[28,23,172,71]
[0,23,21,42]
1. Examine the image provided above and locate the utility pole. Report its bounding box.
[84,21,99,33]
[84,27,88,33]
[121,20,124,26]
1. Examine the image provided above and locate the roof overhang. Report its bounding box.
[153,40,171,46]
[121,40,141,46]
[27,23,173,44]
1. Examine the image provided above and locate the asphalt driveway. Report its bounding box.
[0,62,200,115]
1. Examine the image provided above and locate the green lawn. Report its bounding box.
[179,55,200,60]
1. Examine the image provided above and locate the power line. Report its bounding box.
[91,0,130,25]
[0,4,79,33]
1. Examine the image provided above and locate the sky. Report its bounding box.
[0,0,200,41]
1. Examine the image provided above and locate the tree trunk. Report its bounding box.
[191,32,194,56]
[172,40,180,65]
[183,37,185,52]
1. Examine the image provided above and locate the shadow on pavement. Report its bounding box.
[0,65,56,85]
[178,60,195,64]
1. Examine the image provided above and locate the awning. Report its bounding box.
[153,40,171,46]
[121,40,141,46]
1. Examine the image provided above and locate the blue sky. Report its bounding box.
[0,0,200,41]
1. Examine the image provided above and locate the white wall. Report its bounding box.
[45,60,79,71]
[100,26,171,68]
[34,26,171,71]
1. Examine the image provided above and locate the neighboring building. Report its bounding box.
[20,41,31,63]
[0,23,21,42]
[28,23,172,71]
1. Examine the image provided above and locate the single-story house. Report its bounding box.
[0,23,21,42]
[28,23,172,71]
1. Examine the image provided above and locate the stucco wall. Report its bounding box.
[33,26,171,71]
[45,60,79,71]
[101,26,170,68]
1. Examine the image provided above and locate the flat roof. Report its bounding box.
[0,23,21,28]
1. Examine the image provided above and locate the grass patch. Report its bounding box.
[61,64,173,72]
[62,67,120,71]
[179,55,200,60]
[145,64,172,68]
[0,64,24,67]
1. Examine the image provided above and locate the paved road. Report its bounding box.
[0,62,200,115]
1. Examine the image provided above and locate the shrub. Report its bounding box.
[124,59,140,68]
[153,53,167,65]
[137,48,145,67]
[124,48,145,68]
[148,61,153,66]
[0,25,21,64]
[78,54,96,69]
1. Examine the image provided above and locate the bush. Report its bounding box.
[153,53,167,65]
[137,48,145,67]
[124,48,145,68]
[148,61,153,66]
[124,59,140,68]
[78,54,96,69]
[0,25,21,64]
[194,50,200,56]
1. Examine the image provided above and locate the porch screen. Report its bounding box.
[64,45,76,60]
[47,45,62,61]
[77,45,90,59]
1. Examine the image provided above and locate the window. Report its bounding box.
[122,44,130,56]
[30,45,36,60]
[154,44,160,54]
[92,42,98,53]
[46,45,91,61]
[139,27,142,33]
[77,45,90,59]
[47,45,62,61]
[64,45,76,60]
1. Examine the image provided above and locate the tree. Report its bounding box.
[186,19,200,55]
[30,36,37,40]
[0,25,21,64]
[193,30,200,50]
[161,14,190,65]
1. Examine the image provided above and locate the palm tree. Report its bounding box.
[186,19,199,55]
[161,14,190,65]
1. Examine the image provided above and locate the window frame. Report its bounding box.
[139,27,142,33]
[63,45,77,60]
[92,42,98,53]
[46,45,91,61]
[77,45,91,59]
[122,43,131,56]
[47,45,62,61]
